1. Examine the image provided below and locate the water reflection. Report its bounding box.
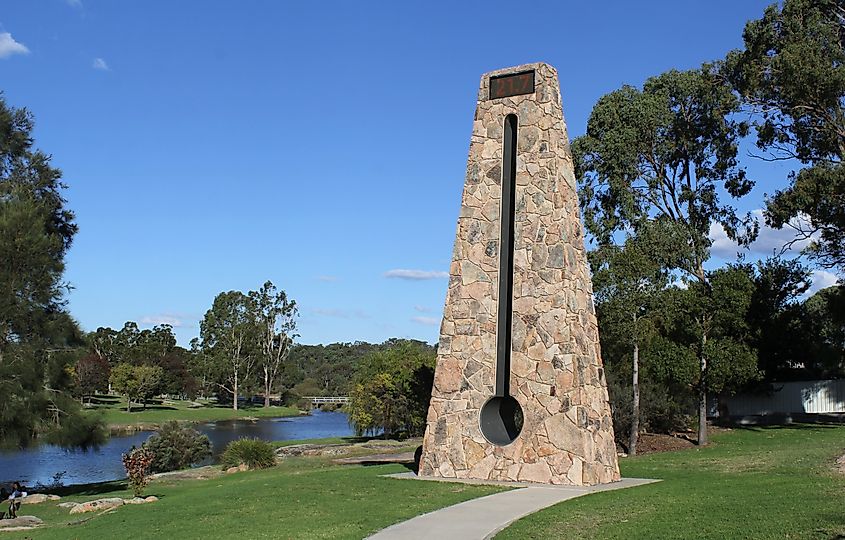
[0,410,352,487]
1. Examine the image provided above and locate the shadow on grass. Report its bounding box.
[50,480,127,498]
[722,417,845,431]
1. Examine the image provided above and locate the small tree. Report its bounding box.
[74,354,110,403]
[591,233,668,455]
[135,365,164,410]
[110,363,140,412]
[122,446,154,497]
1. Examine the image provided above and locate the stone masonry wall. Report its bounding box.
[418,63,620,485]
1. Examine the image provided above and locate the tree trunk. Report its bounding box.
[126,397,131,413]
[264,367,271,408]
[630,341,640,456]
[698,331,708,446]
[233,376,239,411]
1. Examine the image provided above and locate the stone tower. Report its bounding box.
[418,63,620,485]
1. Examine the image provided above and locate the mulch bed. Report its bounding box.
[621,426,733,455]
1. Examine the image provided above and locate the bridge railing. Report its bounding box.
[303,396,349,405]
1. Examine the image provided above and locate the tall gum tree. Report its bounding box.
[199,291,256,411]
[574,68,758,445]
[723,0,845,270]
[249,281,298,408]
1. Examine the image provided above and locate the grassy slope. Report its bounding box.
[10,458,502,540]
[497,425,845,539]
[85,396,300,427]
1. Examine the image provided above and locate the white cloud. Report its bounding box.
[310,308,369,319]
[411,316,439,326]
[384,269,449,280]
[92,57,109,71]
[414,305,433,313]
[140,314,185,328]
[316,275,338,282]
[709,209,816,259]
[807,270,840,296]
[0,32,29,59]
[66,0,83,8]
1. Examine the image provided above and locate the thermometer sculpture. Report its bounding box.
[419,63,620,485]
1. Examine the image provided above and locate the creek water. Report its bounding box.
[0,409,353,488]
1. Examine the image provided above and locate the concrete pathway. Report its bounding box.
[367,475,657,540]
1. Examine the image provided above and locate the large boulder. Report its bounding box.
[0,516,43,530]
[123,496,158,505]
[21,494,60,504]
[68,497,125,514]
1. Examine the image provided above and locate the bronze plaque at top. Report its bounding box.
[489,70,535,99]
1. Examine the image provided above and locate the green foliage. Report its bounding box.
[91,322,197,397]
[142,421,212,473]
[747,257,813,380]
[724,0,845,269]
[249,280,298,407]
[604,367,693,445]
[664,266,762,394]
[198,290,258,409]
[109,363,140,412]
[109,363,164,411]
[801,284,845,377]
[574,68,757,266]
[575,67,759,444]
[0,95,104,447]
[135,364,164,407]
[285,341,383,397]
[220,438,276,469]
[348,340,435,437]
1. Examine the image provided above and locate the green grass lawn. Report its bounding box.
[85,395,301,428]
[9,458,502,540]
[10,425,842,539]
[497,425,845,539]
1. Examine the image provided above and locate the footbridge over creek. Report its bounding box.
[303,396,349,407]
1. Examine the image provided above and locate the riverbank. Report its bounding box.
[2,410,354,487]
[6,426,842,538]
[3,439,502,539]
[83,396,302,431]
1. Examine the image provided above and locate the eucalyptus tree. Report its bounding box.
[724,0,845,270]
[199,291,257,410]
[249,281,298,407]
[590,231,669,455]
[574,68,758,445]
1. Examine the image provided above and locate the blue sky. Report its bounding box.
[1,1,836,346]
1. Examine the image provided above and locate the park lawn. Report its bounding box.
[9,457,503,540]
[85,396,301,428]
[497,425,845,539]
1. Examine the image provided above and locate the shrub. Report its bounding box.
[142,421,212,473]
[220,438,276,470]
[122,446,154,497]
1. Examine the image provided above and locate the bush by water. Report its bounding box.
[142,421,212,473]
[221,438,276,469]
